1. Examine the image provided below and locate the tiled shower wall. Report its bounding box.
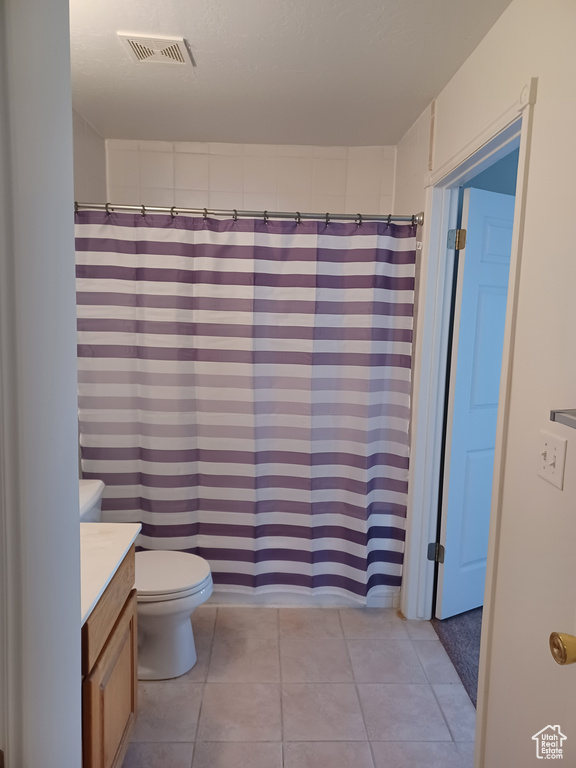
[105,140,396,216]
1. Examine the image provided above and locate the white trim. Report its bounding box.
[430,120,522,190]
[475,94,536,768]
[401,81,536,622]
[0,5,20,756]
[430,79,536,187]
[400,79,536,768]
[401,185,458,619]
[433,186,469,620]
[366,586,400,609]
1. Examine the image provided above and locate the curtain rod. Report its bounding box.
[75,202,424,227]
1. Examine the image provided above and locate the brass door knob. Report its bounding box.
[550,632,576,665]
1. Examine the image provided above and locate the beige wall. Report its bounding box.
[1,0,82,764]
[72,109,106,201]
[398,0,576,764]
[74,2,576,760]
[394,104,431,214]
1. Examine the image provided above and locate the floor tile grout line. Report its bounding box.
[338,608,372,754]
[342,615,423,686]
[188,739,196,768]
[276,607,285,762]
[411,636,464,687]
[129,607,471,766]
[434,681,477,744]
[192,607,217,746]
[122,739,469,768]
[339,614,463,763]
[204,608,220,683]
[428,680,460,743]
[203,607,217,681]
[408,634,433,685]
[359,639,428,685]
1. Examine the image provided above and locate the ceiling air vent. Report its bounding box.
[118,34,192,66]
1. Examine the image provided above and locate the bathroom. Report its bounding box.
[3,1,576,767]
[71,0,481,763]
[75,133,470,766]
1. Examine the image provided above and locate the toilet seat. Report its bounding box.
[136,550,212,603]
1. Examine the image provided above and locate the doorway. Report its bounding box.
[403,135,522,712]
[436,153,519,620]
[430,146,519,704]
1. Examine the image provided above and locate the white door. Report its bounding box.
[436,188,515,619]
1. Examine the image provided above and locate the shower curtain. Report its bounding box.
[76,211,416,602]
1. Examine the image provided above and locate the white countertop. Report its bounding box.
[80,522,141,626]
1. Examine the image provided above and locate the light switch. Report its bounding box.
[537,430,567,490]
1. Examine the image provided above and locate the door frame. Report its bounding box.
[400,79,537,763]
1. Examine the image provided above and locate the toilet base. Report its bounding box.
[137,614,198,680]
[134,566,213,680]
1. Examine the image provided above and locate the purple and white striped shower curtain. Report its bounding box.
[76,212,416,602]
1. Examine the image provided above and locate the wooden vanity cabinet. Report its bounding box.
[82,545,138,768]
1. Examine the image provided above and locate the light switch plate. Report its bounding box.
[537,430,567,490]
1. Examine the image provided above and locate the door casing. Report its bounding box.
[400,80,537,767]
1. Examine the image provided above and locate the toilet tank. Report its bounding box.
[79,479,105,522]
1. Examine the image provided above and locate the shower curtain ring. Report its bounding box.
[170,206,177,220]
[387,214,392,227]
[325,212,330,225]
[356,213,363,226]
[105,202,113,216]
[203,208,208,220]
[263,210,269,223]
[412,214,416,226]
[141,205,146,217]
[74,201,79,215]
[233,209,238,221]
[296,212,301,224]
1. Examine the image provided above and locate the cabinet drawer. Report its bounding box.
[82,545,135,674]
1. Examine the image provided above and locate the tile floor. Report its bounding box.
[122,606,476,768]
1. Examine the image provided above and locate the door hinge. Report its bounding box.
[427,542,445,563]
[447,228,467,250]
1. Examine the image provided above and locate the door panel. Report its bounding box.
[460,448,493,567]
[436,188,515,619]
[470,286,508,408]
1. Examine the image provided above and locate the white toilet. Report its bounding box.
[79,479,213,680]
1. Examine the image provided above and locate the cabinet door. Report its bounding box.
[83,590,138,768]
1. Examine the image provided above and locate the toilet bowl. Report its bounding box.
[78,479,213,680]
[136,550,213,680]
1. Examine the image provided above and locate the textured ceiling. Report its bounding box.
[69,0,513,146]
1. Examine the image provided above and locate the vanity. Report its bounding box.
[80,523,141,768]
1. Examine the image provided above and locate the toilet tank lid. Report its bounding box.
[135,550,211,595]
[79,479,105,516]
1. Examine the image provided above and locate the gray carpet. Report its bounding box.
[431,607,483,707]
